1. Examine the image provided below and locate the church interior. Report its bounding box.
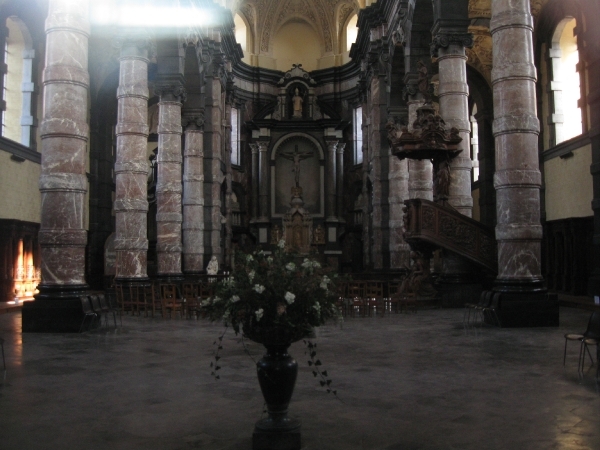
[0,0,600,447]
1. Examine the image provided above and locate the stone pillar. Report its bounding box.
[113,32,151,281]
[432,33,473,217]
[368,75,387,269]
[0,24,7,127]
[250,143,259,220]
[388,147,410,269]
[154,83,184,278]
[203,57,224,265]
[336,143,345,220]
[258,140,269,220]
[326,140,338,222]
[23,0,90,332]
[490,0,557,326]
[406,95,433,201]
[182,113,205,274]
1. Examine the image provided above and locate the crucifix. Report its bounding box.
[279,145,314,187]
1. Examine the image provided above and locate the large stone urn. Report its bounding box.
[244,325,307,450]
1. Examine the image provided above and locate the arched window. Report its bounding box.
[548,17,582,145]
[234,13,247,55]
[345,13,358,52]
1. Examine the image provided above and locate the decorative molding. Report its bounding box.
[154,83,187,103]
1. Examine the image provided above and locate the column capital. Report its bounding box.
[430,32,473,58]
[182,111,204,130]
[155,82,187,103]
[112,30,155,59]
[326,139,339,152]
[336,143,346,154]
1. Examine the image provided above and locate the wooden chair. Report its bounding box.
[182,283,200,319]
[365,281,385,317]
[160,284,183,319]
[347,281,366,317]
[336,281,349,317]
[386,281,401,314]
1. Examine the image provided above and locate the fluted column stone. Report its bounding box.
[182,113,205,274]
[250,143,259,220]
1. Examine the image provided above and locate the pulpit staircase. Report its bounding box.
[403,198,497,275]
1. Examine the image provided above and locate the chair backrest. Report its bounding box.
[89,295,102,313]
[584,311,600,340]
[98,294,110,312]
[365,281,383,297]
[161,284,178,300]
[80,296,94,314]
[182,283,198,300]
[347,281,364,298]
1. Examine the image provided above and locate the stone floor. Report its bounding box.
[1,306,599,450]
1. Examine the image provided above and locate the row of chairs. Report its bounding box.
[80,294,118,332]
[337,281,417,317]
[114,281,216,320]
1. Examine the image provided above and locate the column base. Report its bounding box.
[22,284,90,333]
[493,291,559,328]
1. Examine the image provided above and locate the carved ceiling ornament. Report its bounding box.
[243,0,356,56]
[468,0,491,18]
[466,29,493,84]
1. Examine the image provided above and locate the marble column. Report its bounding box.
[433,34,473,217]
[491,0,544,292]
[257,140,269,220]
[154,84,184,278]
[368,75,386,269]
[113,32,151,280]
[182,113,205,274]
[326,140,338,222]
[203,59,224,265]
[388,145,410,269]
[23,0,90,332]
[250,143,259,220]
[407,95,433,201]
[336,143,346,221]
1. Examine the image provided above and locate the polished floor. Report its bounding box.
[1,306,599,450]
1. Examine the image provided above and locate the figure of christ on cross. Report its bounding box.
[279,145,314,187]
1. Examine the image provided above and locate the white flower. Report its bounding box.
[313,301,321,313]
[230,295,240,303]
[247,254,254,262]
[278,239,286,248]
[223,310,231,320]
[248,270,256,282]
[320,275,330,290]
[284,291,296,304]
[224,277,235,287]
[253,284,266,294]
[267,256,273,264]
[285,262,296,271]
[258,250,265,256]
[201,299,210,307]
[320,281,328,290]
[212,296,222,303]
[255,308,264,321]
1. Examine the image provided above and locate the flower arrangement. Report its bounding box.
[204,239,342,343]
